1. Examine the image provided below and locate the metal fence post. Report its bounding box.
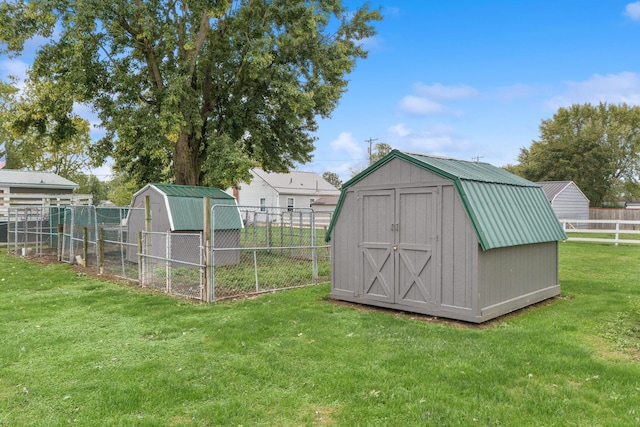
[82,227,88,266]
[57,223,63,261]
[311,210,318,283]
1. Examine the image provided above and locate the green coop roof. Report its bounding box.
[326,150,567,251]
[150,184,241,231]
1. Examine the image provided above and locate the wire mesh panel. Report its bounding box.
[99,207,141,282]
[140,231,204,300]
[209,205,331,301]
[6,206,61,258]
[61,206,98,265]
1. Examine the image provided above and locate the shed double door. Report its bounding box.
[359,187,439,308]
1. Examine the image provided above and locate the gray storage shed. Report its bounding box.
[326,150,567,323]
[537,181,589,225]
[127,183,242,266]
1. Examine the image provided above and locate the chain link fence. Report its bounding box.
[99,207,140,282]
[7,203,331,303]
[6,206,62,257]
[208,205,331,301]
[140,231,204,299]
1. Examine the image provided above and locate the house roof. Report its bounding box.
[250,168,340,196]
[536,181,589,203]
[326,150,567,250]
[0,170,79,190]
[311,196,339,206]
[140,183,241,231]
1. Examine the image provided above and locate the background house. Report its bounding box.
[127,183,242,266]
[327,150,567,323]
[0,170,92,244]
[537,181,589,226]
[311,196,339,228]
[228,168,340,211]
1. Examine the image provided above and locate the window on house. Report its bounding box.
[259,198,266,212]
[309,198,315,207]
[287,197,294,211]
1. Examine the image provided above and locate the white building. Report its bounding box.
[228,168,340,211]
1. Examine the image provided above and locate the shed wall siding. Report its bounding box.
[8,187,74,195]
[478,241,559,310]
[440,185,476,310]
[331,190,358,295]
[354,158,445,188]
[552,184,589,220]
[130,188,172,233]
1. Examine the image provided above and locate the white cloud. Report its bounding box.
[0,59,29,92]
[398,95,449,115]
[413,82,479,100]
[329,132,364,159]
[358,36,382,50]
[625,2,640,20]
[398,82,478,116]
[388,123,411,137]
[386,122,470,153]
[84,163,113,181]
[546,71,640,109]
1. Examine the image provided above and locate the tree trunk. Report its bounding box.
[174,132,200,186]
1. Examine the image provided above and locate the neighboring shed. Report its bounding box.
[0,170,91,243]
[326,150,567,323]
[127,184,242,266]
[537,181,589,226]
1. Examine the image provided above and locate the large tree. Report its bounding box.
[0,78,95,180]
[0,0,381,188]
[507,103,640,206]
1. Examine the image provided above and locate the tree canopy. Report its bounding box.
[0,0,381,188]
[506,103,640,206]
[349,141,392,177]
[322,170,341,189]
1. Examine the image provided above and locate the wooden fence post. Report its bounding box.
[203,197,211,303]
[143,196,152,284]
[138,231,144,285]
[98,227,104,274]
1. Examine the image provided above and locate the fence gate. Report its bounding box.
[140,231,204,300]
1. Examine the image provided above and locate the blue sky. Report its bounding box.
[309,0,640,181]
[2,1,640,182]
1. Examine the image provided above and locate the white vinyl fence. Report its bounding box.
[561,219,640,245]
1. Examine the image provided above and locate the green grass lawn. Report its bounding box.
[1,242,639,426]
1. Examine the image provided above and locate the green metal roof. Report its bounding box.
[152,183,233,199]
[326,150,567,250]
[151,184,241,231]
